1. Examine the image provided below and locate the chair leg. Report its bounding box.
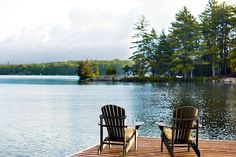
[192,145,200,157]
[163,138,174,157]
[123,144,126,156]
[109,141,111,149]
[98,144,102,155]
[98,142,108,155]
[135,131,137,150]
[99,119,103,155]
[161,133,163,152]
[188,143,190,151]
[171,144,174,157]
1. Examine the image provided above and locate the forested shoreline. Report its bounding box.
[0,0,235,82]
[129,0,236,78]
[0,60,132,76]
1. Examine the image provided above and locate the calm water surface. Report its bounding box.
[0,75,235,157]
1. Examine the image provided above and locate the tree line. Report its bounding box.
[129,0,236,78]
[77,60,120,80]
[0,60,132,76]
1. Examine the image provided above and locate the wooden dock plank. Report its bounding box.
[70,137,236,157]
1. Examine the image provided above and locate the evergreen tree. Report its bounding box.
[200,0,222,76]
[228,28,236,72]
[169,6,200,78]
[228,50,236,72]
[200,0,235,76]
[128,0,235,78]
[105,66,117,75]
[156,31,174,76]
[217,2,233,74]
[228,5,236,73]
[146,28,159,76]
[130,15,151,76]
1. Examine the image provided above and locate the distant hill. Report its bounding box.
[0,59,133,75]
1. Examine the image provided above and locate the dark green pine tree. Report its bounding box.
[169,6,200,78]
[228,45,236,72]
[200,0,220,76]
[216,2,235,75]
[155,30,174,76]
[130,15,151,76]
[228,6,236,73]
[200,0,235,76]
[146,28,159,76]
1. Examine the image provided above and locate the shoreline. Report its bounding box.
[91,75,236,84]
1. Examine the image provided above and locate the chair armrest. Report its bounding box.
[129,122,144,130]
[156,121,171,128]
[100,124,128,128]
[156,121,172,132]
[135,122,144,130]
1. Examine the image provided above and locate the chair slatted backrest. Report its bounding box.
[101,105,126,141]
[172,106,198,143]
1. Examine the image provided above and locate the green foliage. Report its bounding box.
[78,60,95,80]
[120,76,181,82]
[169,6,200,78]
[129,0,236,78]
[155,31,173,76]
[200,0,235,75]
[0,60,133,76]
[228,49,236,72]
[0,61,79,75]
[93,65,100,77]
[120,76,219,82]
[228,24,236,72]
[130,15,152,76]
[105,66,117,75]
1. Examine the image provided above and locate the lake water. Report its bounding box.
[0,75,235,157]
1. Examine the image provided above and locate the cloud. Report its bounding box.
[0,0,139,64]
[0,0,235,64]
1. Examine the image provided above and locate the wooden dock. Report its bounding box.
[70,137,236,157]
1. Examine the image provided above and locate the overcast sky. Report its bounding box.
[0,0,235,64]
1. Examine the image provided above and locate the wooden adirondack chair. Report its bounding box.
[157,106,201,157]
[98,104,142,156]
